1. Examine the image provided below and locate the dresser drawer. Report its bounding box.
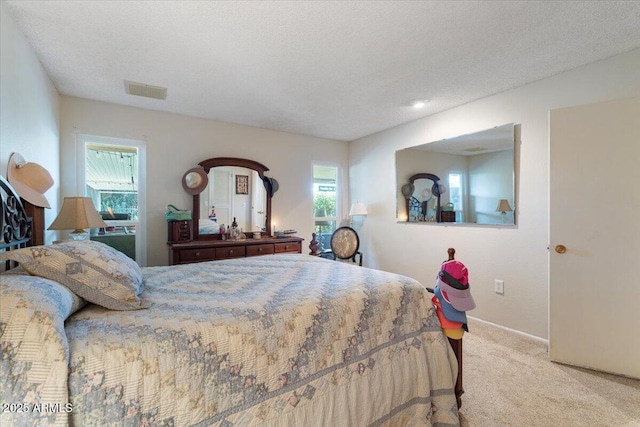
[181,248,216,262]
[168,236,303,265]
[275,241,301,253]
[215,246,246,259]
[246,244,275,257]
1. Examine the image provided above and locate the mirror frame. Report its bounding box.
[396,123,517,226]
[192,157,273,240]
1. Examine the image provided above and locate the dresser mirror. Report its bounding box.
[396,123,516,225]
[402,173,443,222]
[192,157,275,240]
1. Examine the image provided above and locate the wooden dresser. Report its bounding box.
[168,236,303,265]
[440,210,456,222]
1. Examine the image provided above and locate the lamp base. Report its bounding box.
[70,229,89,240]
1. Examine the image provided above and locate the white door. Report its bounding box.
[252,171,266,232]
[549,97,639,378]
[210,168,232,226]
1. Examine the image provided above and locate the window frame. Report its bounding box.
[312,162,342,235]
[448,171,465,223]
[76,134,147,266]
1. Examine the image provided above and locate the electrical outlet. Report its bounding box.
[494,280,504,295]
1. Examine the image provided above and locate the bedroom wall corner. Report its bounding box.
[59,96,349,266]
[0,3,61,244]
[348,48,640,340]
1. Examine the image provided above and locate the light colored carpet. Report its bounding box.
[458,319,640,427]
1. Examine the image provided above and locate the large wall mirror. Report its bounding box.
[192,157,276,240]
[396,123,516,226]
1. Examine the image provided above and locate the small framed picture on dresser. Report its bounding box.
[235,175,249,194]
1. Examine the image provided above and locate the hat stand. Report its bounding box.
[445,247,463,409]
[425,247,463,409]
[447,247,455,261]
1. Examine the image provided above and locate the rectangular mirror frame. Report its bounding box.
[396,123,517,226]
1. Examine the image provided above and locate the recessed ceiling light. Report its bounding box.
[411,99,429,109]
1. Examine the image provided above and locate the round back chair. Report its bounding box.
[329,226,362,266]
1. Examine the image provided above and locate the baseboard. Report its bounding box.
[467,315,549,346]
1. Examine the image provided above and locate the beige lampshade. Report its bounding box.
[48,197,108,235]
[496,199,513,213]
[349,202,368,216]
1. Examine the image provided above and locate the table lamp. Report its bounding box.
[349,202,368,226]
[48,197,108,240]
[496,199,513,224]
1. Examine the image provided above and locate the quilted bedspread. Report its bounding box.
[1,254,460,426]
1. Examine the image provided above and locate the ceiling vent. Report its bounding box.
[124,80,167,100]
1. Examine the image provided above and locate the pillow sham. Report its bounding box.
[0,272,86,319]
[1,266,88,314]
[0,240,146,310]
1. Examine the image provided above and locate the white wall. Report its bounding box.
[468,150,513,224]
[59,96,348,266]
[349,48,640,339]
[0,3,60,243]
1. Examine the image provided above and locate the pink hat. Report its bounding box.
[437,259,476,311]
[441,260,468,286]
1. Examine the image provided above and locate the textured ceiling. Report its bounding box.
[5,1,640,141]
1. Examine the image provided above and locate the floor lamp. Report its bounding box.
[349,202,368,226]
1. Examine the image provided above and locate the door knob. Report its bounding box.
[555,245,567,254]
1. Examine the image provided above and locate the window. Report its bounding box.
[312,163,340,250]
[77,135,146,266]
[86,147,139,219]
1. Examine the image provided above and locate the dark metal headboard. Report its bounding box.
[1,176,32,269]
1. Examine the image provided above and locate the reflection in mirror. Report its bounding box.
[404,173,442,222]
[198,167,267,235]
[396,123,516,225]
[192,157,273,240]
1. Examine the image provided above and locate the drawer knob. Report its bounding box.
[284,245,288,250]
[195,252,200,257]
[258,247,263,252]
[229,250,234,254]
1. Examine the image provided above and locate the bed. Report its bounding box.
[198,218,222,235]
[1,176,460,427]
